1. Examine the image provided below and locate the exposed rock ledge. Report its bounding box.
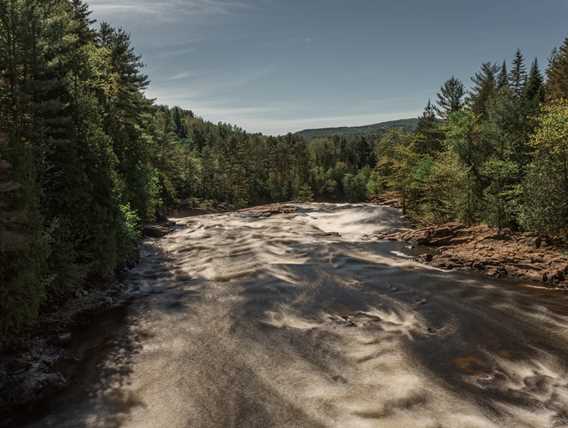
[377,223,568,288]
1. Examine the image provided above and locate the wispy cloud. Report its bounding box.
[89,0,253,20]
[148,65,275,100]
[167,71,192,81]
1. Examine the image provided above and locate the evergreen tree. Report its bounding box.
[497,61,509,90]
[525,59,545,103]
[98,23,155,220]
[435,77,465,120]
[415,100,443,155]
[509,49,527,97]
[546,38,568,101]
[469,62,498,119]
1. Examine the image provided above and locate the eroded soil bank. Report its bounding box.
[5,203,568,428]
[376,222,568,289]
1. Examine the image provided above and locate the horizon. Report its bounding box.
[89,0,567,135]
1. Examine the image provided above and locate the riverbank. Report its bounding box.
[0,281,130,425]
[0,221,177,425]
[375,222,568,289]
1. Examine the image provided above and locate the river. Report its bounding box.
[17,204,568,427]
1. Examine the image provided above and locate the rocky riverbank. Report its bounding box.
[0,281,131,425]
[0,222,176,425]
[376,222,568,288]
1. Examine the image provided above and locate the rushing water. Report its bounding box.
[14,204,568,428]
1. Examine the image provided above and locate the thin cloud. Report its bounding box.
[89,0,253,17]
[167,71,192,81]
[149,65,275,99]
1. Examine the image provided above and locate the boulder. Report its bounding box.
[143,225,170,238]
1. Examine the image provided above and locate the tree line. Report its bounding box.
[372,46,568,235]
[1,0,568,333]
[0,0,377,333]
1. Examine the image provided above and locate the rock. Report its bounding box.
[0,181,21,193]
[471,260,486,271]
[543,269,565,284]
[143,225,170,238]
[0,159,12,172]
[388,221,568,289]
[487,266,508,278]
[50,333,72,346]
[74,289,88,298]
[331,375,347,384]
[531,237,542,249]
[239,204,298,217]
[6,359,31,375]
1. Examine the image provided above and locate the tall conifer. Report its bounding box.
[509,49,527,97]
[435,77,465,120]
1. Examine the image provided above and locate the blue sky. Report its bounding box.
[89,0,568,135]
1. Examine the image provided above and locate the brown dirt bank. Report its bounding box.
[376,222,568,289]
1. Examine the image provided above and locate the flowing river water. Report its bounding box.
[16,204,568,427]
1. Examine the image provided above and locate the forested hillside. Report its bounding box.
[0,0,378,333]
[374,52,568,234]
[295,118,419,140]
[1,0,568,335]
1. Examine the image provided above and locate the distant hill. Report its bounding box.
[295,118,419,140]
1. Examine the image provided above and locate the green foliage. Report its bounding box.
[469,62,498,119]
[520,101,568,234]
[342,167,371,202]
[370,48,564,232]
[480,159,520,229]
[415,100,444,155]
[296,184,314,202]
[117,203,142,262]
[509,49,528,98]
[546,38,568,101]
[497,61,509,90]
[525,59,545,105]
[0,133,48,334]
[435,77,465,119]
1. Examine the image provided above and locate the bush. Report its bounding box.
[520,101,568,235]
[118,203,142,264]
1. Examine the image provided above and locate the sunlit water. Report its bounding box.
[19,204,568,428]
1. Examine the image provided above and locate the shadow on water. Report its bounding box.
[13,238,205,428]
[10,206,568,427]
[230,237,568,424]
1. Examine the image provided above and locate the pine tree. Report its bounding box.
[497,61,509,90]
[418,100,436,125]
[0,0,48,332]
[525,59,545,104]
[98,23,155,220]
[416,100,443,154]
[509,49,527,97]
[435,77,465,120]
[469,62,498,119]
[546,38,568,101]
